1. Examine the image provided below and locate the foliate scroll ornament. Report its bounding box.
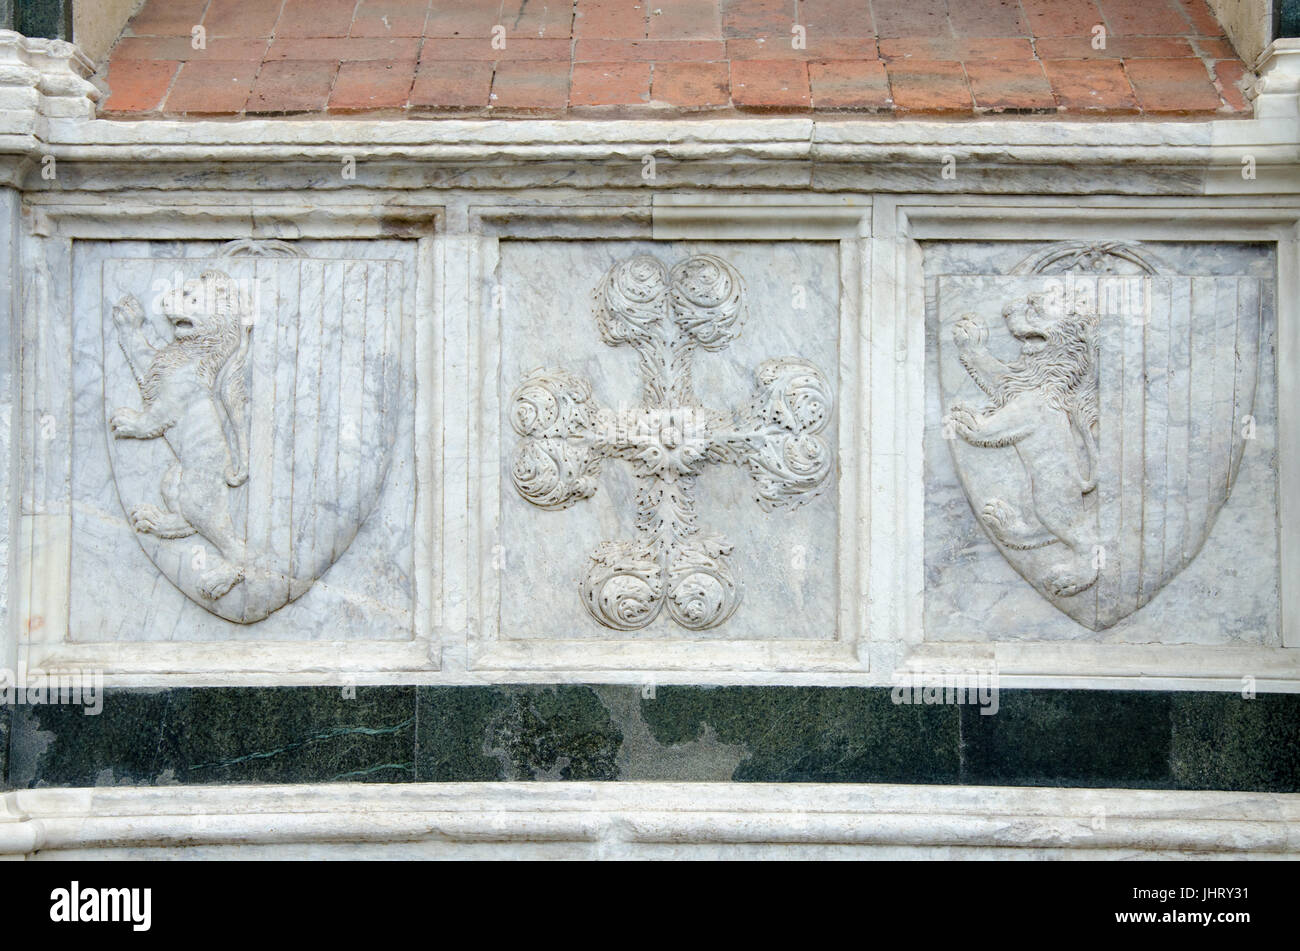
[509,368,604,510]
[581,541,666,632]
[742,357,835,511]
[665,538,741,630]
[511,253,836,632]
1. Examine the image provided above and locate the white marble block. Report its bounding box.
[498,241,840,641]
[66,240,418,644]
[925,241,1279,647]
[0,127,1290,688]
[467,237,870,673]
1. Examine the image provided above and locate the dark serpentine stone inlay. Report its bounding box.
[640,686,961,784]
[1,702,11,789]
[1171,692,1300,792]
[960,690,1172,788]
[9,687,415,788]
[4,686,1298,792]
[13,0,70,39]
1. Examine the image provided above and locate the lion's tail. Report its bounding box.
[1071,401,1099,495]
[1078,424,1098,494]
[218,315,253,489]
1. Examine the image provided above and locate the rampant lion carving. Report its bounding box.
[110,270,253,600]
[944,292,1101,598]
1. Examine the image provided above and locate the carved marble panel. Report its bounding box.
[67,239,417,642]
[925,241,1279,645]
[494,240,843,644]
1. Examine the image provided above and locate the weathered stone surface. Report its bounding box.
[925,240,1279,645]
[0,28,1296,862]
[5,779,1298,858]
[496,240,842,644]
[506,250,835,634]
[0,80,1294,692]
[67,239,417,640]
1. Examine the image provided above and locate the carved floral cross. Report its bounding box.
[509,253,835,631]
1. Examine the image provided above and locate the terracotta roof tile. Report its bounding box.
[101,0,1252,118]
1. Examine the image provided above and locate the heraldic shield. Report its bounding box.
[102,252,404,624]
[938,243,1265,631]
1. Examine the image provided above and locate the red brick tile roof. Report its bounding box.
[99,0,1253,119]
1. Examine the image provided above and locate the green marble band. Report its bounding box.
[12,0,70,39]
[2,687,1298,791]
[1281,0,1300,37]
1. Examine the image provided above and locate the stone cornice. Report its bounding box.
[0,30,98,185]
[2,782,1297,858]
[1250,38,1300,119]
[0,114,1290,197]
[0,27,1285,198]
[0,33,1289,197]
[0,29,98,124]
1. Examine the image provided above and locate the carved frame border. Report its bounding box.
[12,195,445,685]
[462,197,874,674]
[885,196,1300,691]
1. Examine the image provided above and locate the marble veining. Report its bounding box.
[68,239,419,641]
[507,251,836,633]
[925,240,1280,643]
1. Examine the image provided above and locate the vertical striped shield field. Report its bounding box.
[938,272,1262,631]
[103,256,403,624]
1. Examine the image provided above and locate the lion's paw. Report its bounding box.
[199,563,245,600]
[944,405,979,439]
[129,504,165,534]
[112,295,145,331]
[952,314,987,350]
[1044,561,1099,598]
[980,498,1017,531]
[130,504,194,539]
[109,410,141,437]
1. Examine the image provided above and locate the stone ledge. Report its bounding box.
[2,782,1296,858]
[9,114,1291,199]
[1248,38,1300,118]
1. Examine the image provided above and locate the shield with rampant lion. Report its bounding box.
[937,243,1265,631]
[102,252,404,624]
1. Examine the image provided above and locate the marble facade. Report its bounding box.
[0,31,1298,857]
[13,197,1293,687]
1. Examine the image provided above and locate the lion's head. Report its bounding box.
[159,270,249,344]
[996,293,1099,426]
[149,270,250,392]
